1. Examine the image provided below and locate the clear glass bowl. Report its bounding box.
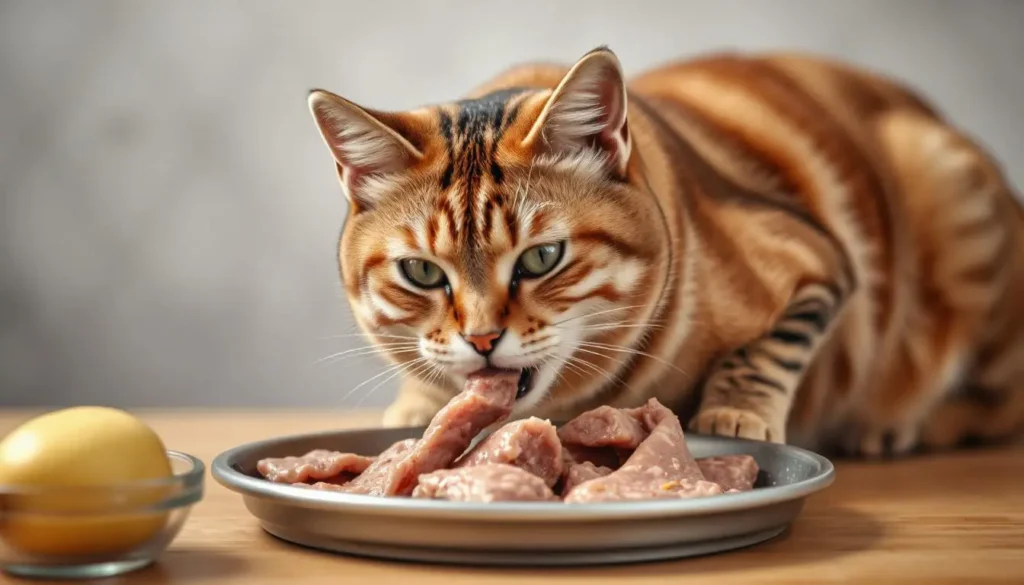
[0,450,204,579]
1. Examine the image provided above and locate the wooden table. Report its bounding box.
[2,410,1022,584]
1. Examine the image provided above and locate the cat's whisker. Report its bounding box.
[564,353,633,395]
[318,333,419,341]
[559,356,594,380]
[320,342,420,353]
[575,341,689,378]
[551,305,648,327]
[354,358,435,408]
[554,318,659,328]
[319,347,422,367]
[562,345,647,398]
[546,360,573,392]
[425,362,448,389]
[416,358,449,389]
[314,342,421,365]
[578,325,664,334]
[315,348,420,367]
[557,321,664,332]
[339,357,429,404]
[571,347,630,371]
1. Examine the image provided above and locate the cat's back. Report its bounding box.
[626,52,917,293]
[626,50,1019,279]
[630,50,940,133]
[627,51,941,206]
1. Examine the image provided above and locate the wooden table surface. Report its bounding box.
[1,409,1022,585]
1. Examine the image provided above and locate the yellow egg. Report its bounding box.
[0,406,174,557]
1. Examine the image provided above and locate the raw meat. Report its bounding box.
[697,455,759,492]
[256,375,764,504]
[301,480,349,491]
[564,398,725,502]
[557,402,657,473]
[340,369,519,496]
[317,438,417,493]
[413,463,557,502]
[256,449,374,484]
[558,405,648,449]
[455,417,563,487]
[561,444,624,470]
[561,461,613,494]
[295,472,364,490]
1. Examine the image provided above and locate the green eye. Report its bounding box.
[517,242,564,278]
[399,258,446,288]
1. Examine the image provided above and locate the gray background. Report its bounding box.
[1,0,1022,408]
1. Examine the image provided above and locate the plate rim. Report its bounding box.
[210,426,836,522]
[257,522,791,566]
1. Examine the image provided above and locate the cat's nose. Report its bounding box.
[462,329,506,356]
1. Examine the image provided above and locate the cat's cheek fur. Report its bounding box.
[441,339,490,377]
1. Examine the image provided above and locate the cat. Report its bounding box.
[306,46,1024,457]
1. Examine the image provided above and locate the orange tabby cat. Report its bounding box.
[307,47,1024,457]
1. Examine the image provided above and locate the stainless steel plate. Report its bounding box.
[211,426,834,566]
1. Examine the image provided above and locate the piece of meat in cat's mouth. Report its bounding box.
[468,367,535,400]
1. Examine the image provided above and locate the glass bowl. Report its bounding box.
[0,450,204,579]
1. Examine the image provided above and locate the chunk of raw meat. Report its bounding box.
[455,417,563,487]
[564,398,724,502]
[256,450,374,484]
[323,438,417,493]
[697,455,759,492]
[561,461,614,495]
[293,471,364,489]
[562,443,624,470]
[412,463,557,502]
[558,405,648,449]
[341,369,519,496]
[300,480,349,491]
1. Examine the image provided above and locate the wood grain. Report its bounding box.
[1,409,1022,584]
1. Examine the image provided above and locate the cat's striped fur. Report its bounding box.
[308,47,1024,456]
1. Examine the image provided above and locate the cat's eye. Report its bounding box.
[517,242,565,278]
[399,258,447,288]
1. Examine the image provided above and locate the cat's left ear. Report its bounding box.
[523,46,631,178]
[307,89,425,211]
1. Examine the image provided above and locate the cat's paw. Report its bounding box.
[381,401,437,428]
[690,406,782,443]
[841,423,919,459]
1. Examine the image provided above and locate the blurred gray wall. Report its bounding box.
[2,0,1022,408]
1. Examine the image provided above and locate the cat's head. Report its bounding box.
[308,47,669,413]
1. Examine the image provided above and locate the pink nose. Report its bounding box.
[463,330,504,356]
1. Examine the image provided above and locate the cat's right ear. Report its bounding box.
[307,90,424,211]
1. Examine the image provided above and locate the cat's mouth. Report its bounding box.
[515,368,535,400]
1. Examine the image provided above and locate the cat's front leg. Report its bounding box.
[381,378,449,428]
[692,283,847,443]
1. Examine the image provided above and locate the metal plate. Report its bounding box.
[211,426,834,566]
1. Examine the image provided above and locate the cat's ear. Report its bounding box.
[523,47,631,178]
[308,89,424,210]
